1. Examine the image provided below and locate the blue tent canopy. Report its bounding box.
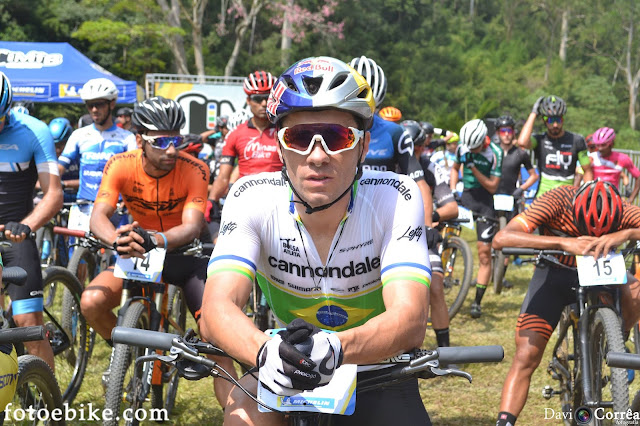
[0,41,137,103]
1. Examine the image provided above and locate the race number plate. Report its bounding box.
[68,203,93,232]
[576,252,627,286]
[113,248,166,283]
[456,206,475,230]
[257,364,357,415]
[493,194,514,212]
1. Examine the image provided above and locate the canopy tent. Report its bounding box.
[0,41,137,103]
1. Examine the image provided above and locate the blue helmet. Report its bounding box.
[49,118,73,144]
[0,72,12,117]
[266,56,375,127]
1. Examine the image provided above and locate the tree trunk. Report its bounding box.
[559,9,569,62]
[469,0,475,17]
[157,0,190,75]
[224,0,265,76]
[280,0,294,68]
[192,0,208,77]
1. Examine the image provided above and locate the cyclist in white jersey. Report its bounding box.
[57,78,136,203]
[200,57,432,425]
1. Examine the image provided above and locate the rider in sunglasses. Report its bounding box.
[518,95,592,197]
[85,95,237,407]
[202,57,432,425]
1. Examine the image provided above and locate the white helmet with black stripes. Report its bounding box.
[460,119,488,150]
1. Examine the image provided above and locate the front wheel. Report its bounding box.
[441,236,473,320]
[41,266,90,405]
[104,302,150,426]
[590,308,629,423]
[11,355,64,426]
[492,216,508,295]
[151,285,186,418]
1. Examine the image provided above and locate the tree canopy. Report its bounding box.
[2,0,639,148]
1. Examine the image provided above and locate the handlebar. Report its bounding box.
[112,327,177,351]
[500,248,569,256]
[2,266,28,287]
[606,352,640,370]
[53,226,86,238]
[0,326,45,344]
[437,345,504,364]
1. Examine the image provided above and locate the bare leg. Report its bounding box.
[499,329,548,415]
[13,311,55,370]
[80,269,121,340]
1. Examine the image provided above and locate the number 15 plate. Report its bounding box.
[576,252,627,286]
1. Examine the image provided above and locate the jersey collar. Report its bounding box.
[288,180,358,225]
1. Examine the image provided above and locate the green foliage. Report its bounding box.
[2,0,640,142]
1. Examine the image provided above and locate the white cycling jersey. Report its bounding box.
[207,169,431,331]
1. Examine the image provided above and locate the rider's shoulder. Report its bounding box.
[228,171,287,201]
[357,169,419,203]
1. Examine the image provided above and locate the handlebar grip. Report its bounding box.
[0,326,45,344]
[111,327,179,351]
[2,266,28,287]
[606,352,640,369]
[53,226,86,238]
[437,345,504,364]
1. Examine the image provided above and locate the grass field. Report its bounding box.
[67,228,640,425]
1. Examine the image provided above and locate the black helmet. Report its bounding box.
[116,107,133,117]
[132,96,185,132]
[496,115,515,128]
[400,120,426,146]
[420,121,435,135]
[539,95,567,117]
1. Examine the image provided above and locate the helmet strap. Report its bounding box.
[281,157,363,216]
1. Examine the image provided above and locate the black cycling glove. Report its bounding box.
[512,187,524,200]
[132,226,157,253]
[4,222,32,238]
[425,226,443,249]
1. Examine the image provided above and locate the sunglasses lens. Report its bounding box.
[499,127,513,134]
[150,136,183,149]
[250,94,268,103]
[282,124,357,153]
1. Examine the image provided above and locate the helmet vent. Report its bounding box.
[283,75,298,92]
[328,73,348,90]
[303,76,323,95]
[357,87,370,99]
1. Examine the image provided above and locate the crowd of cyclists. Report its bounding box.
[0,51,639,425]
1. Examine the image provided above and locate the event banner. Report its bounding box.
[154,81,248,134]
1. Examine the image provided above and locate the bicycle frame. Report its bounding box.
[117,279,176,404]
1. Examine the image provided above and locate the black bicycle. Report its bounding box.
[111,326,503,425]
[0,235,90,405]
[502,247,631,425]
[606,351,640,412]
[0,268,64,426]
[491,194,525,294]
[438,218,474,319]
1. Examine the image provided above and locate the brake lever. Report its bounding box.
[429,366,473,383]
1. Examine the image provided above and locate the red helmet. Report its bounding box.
[243,71,276,95]
[573,180,623,237]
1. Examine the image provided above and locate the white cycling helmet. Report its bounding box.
[80,78,118,102]
[460,119,488,150]
[228,109,252,131]
[349,56,387,108]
